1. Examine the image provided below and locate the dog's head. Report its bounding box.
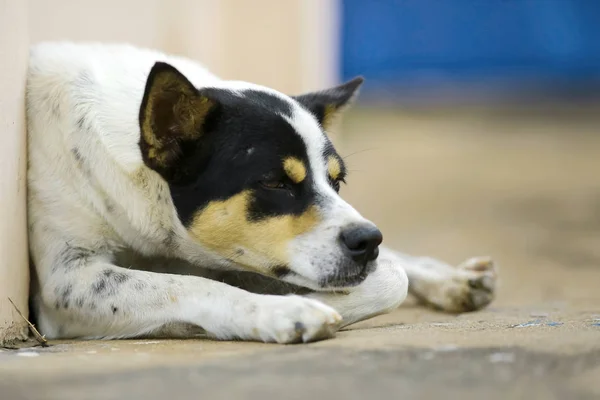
[139,62,382,290]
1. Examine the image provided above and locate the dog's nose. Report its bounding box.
[340,224,383,265]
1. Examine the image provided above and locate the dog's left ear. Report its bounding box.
[293,76,364,130]
[139,62,216,177]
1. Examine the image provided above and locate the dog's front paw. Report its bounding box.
[438,256,497,313]
[254,295,342,344]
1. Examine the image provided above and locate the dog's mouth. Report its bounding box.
[273,264,369,292]
[317,260,376,290]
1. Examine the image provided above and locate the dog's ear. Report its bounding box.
[293,76,364,130]
[139,62,216,177]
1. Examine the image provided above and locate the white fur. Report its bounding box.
[27,42,496,343]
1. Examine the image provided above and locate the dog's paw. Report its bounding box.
[254,295,342,344]
[437,256,497,313]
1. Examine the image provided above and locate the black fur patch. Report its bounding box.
[241,90,293,117]
[91,269,130,296]
[60,284,72,309]
[166,88,318,225]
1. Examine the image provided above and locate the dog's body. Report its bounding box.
[26,42,496,343]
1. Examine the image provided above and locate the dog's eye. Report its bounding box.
[260,180,287,190]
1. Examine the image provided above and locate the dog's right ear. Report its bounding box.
[139,62,216,178]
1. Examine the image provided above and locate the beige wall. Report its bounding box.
[28,0,339,93]
[0,0,30,345]
[0,0,338,343]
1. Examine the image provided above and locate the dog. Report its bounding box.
[26,42,497,343]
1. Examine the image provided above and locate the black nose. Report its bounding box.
[340,224,383,265]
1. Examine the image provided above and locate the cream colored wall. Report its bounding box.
[28,0,339,93]
[215,0,339,94]
[0,0,338,343]
[0,0,30,345]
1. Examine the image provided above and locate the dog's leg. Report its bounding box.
[379,247,497,313]
[303,246,496,327]
[34,255,342,343]
[170,247,495,330]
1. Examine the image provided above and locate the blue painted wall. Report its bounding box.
[341,0,600,101]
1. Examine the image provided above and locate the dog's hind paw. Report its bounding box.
[437,256,497,313]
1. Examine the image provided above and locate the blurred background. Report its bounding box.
[26,0,600,309]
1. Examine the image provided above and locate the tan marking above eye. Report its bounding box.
[187,190,320,274]
[327,156,342,181]
[283,157,307,184]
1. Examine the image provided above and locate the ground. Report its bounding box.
[2,105,600,399]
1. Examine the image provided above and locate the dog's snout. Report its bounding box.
[340,224,383,265]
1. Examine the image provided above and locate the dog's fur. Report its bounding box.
[26,42,497,343]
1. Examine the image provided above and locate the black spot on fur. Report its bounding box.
[111,305,118,314]
[92,278,107,295]
[60,284,72,309]
[76,297,84,308]
[103,269,130,284]
[92,269,129,296]
[76,116,86,130]
[272,265,291,278]
[71,148,83,162]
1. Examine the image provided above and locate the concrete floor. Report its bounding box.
[2,105,600,399]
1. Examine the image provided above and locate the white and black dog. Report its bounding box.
[26,42,497,343]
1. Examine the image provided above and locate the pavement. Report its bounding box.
[1,105,600,399]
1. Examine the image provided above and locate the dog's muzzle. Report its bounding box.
[320,223,383,288]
